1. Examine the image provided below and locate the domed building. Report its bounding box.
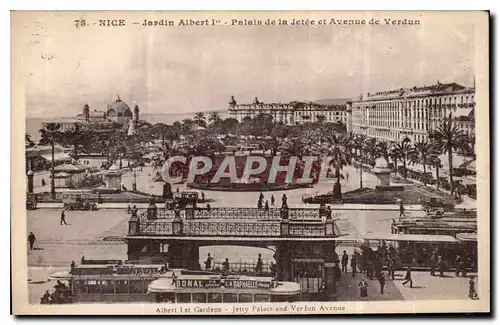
[106,95,133,124]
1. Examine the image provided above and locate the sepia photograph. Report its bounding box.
[11,10,490,315]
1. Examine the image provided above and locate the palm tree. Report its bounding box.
[353,134,368,189]
[194,112,207,129]
[376,140,391,164]
[429,155,443,191]
[429,113,471,194]
[326,133,351,199]
[25,133,36,148]
[208,111,221,126]
[408,141,438,185]
[181,118,195,135]
[391,138,412,179]
[39,123,63,199]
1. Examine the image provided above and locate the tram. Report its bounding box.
[361,233,477,271]
[148,270,301,303]
[47,262,301,304]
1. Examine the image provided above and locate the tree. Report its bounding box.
[151,123,170,151]
[194,112,207,129]
[352,134,368,189]
[326,133,351,199]
[39,123,63,199]
[181,118,195,135]
[408,141,439,185]
[429,113,471,194]
[25,133,35,148]
[62,123,88,161]
[391,138,412,179]
[376,140,391,164]
[208,111,222,126]
[429,155,443,191]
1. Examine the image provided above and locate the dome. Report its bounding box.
[107,97,132,117]
[374,157,389,169]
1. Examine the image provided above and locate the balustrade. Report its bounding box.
[183,221,281,237]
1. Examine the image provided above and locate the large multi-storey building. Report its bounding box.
[228,96,347,126]
[347,82,475,143]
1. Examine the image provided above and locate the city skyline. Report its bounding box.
[22,15,475,118]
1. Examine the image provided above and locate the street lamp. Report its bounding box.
[133,169,137,191]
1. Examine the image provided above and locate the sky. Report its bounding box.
[18,12,476,118]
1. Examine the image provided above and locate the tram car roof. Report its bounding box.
[363,233,460,243]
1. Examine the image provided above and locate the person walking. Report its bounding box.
[346,172,349,182]
[402,266,413,288]
[206,202,211,212]
[378,271,386,295]
[455,254,461,277]
[205,253,213,270]
[259,192,264,202]
[264,200,269,211]
[201,192,205,201]
[222,258,230,272]
[270,195,275,206]
[429,253,437,276]
[341,251,349,273]
[351,253,357,277]
[257,199,263,210]
[388,258,395,280]
[437,255,445,277]
[255,253,263,274]
[60,210,68,225]
[399,201,405,217]
[469,276,478,299]
[27,232,36,250]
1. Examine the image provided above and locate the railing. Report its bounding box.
[182,221,281,237]
[288,209,322,220]
[289,222,326,237]
[210,261,273,273]
[192,207,281,220]
[139,220,173,235]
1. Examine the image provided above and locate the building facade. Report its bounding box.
[347,82,475,143]
[42,96,140,134]
[228,96,347,126]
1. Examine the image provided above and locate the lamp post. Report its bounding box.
[133,169,137,191]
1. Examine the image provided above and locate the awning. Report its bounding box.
[41,152,72,162]
[363,233,459,243]
[456,232,477,242]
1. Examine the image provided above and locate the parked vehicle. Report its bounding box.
[62,193,97,211]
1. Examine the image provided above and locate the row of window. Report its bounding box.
[73,280,150,295]
[155,292,271,303]
[353,94,475,110]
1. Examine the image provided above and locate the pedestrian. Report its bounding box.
[469,276,478,299]
[223,258,230,272]
[388,258,395,280]
[455,254,461,276]
[205,253,213,270]
[270,195,275,206]
[256,253,263,274]
[60,210,68,225]
[264,200,269,211]
[351,253,357,277]
[358,278,368,298]
[206,202,211,212]
[41,178,46,186]
[259,192,264,202]
[257,198,263,210]
[402,266,413,288]
[346,172,349,181]
[378,271,386,295]
[27,232,36,250]
[437,255,445,277]
[341,251,348,273]
[201,192,205,201]
[399,201,405,217]
[429,253,437,276]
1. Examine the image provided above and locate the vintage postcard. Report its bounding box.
[11,11,490,315]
